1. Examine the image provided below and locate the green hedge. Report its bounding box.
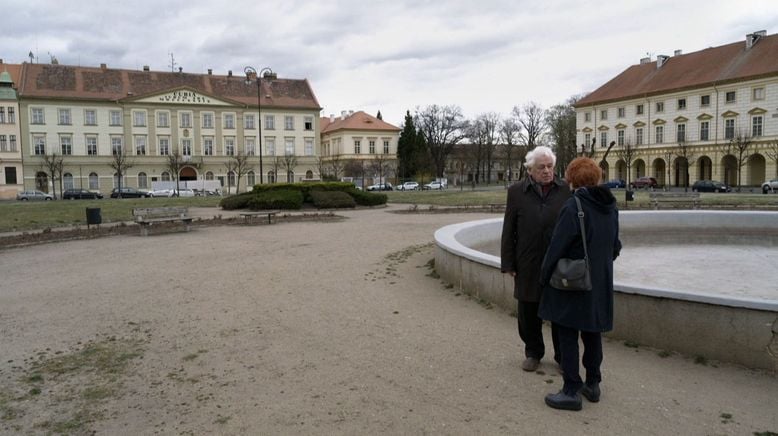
[247,190,303,210]
[310,190,356,209]
[219,192,256,210]
[348,189,387,206]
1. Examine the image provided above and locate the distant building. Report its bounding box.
[0,63,22,199]
[16,62,321,194]
[575,30,778,188]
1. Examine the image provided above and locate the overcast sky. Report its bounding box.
[2,0,777,127]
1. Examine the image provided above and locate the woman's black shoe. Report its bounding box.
[544,390,582,411]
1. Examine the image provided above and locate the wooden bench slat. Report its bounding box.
[648,192,701,210]
[132,207,192,235]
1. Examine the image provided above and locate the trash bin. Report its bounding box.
[625,190,635,202]
[86,207,102,227]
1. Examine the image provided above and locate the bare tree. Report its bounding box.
[764,139,778,177]
[369,153,394,187]
[615,141,639,188]
[476,112,500,185]
[223,160,238,194]
[674,141,697,191]
[414,104,466,178]
[724,131,754,191]
[514,102,547,148]
[281,153,298,183]
[499,114,522,183]
[166,150,184,193]
[108,148,134,197]
[269,156,282,183]
[41,153,64,199]
[227,151,253,193]
[329,153,345,180]
[345,159,366,189]
[546,96,580,173]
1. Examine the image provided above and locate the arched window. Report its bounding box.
[205,171,214,181]
[268,171,276,183]
[63,173,74,190]
[161,171,171,181]
[35,172,48,192]
[89,172,99,190]
[305,170,313,179]
[247,171,255,187]
[227,171,236,187]
[138,172,148,188]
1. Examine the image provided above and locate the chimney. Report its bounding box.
[100,63,107,70]
[329,114,335,123]
[228,70,233,77]
[673,49,682,56]
[640,56,651,64]
[656,55,670,69]
[348,110,354,117]
[746,30,767,49]
[207,69,212,75]
[178,67,182,73]
[143,65,150,71]
[341,110,347,120]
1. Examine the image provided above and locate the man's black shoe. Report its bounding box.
[580,383,600,402]
[544,390,582,411]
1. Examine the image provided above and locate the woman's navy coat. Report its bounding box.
[538,186,622,332]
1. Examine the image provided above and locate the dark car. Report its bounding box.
[630,177,658,189]
[63,188,104,200]
[110,187,151,198]
[604,179,626,189]
[692,180,731,193]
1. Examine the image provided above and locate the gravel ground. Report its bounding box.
[0,204,776,435]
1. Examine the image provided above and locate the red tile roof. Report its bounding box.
[17,63,321,110]
[320,111,400,133]
[0,63,22,85]
[576,32,778,107]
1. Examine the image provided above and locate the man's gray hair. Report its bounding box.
[524,145,557,169]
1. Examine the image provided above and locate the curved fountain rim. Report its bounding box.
[434,216,778,312]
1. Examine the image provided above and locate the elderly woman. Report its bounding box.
[538,157,621,411]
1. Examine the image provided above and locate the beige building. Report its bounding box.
[0,64,22,199]
[16,62,322,195]
[575,30,778,188]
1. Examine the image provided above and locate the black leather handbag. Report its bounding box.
[550,196,592,291]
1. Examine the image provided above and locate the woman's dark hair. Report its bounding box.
[565,157,603,188]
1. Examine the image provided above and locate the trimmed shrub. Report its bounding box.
[310,190,356,209]
[348,189,387,206]
[252,182,358,203]
[247,190,303,210]
[219,192,256,210]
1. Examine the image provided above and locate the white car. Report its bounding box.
[172,188,195,197]
[148,189,173,197]
[398,181,419,191]
[762,179,778,194]
[423,181,445,190]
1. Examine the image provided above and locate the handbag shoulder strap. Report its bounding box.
[573,195,589,264]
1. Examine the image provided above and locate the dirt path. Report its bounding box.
[1,205,776,435]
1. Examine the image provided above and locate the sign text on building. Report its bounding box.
[158,91,212,104]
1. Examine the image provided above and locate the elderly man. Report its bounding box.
[501,146,571,372]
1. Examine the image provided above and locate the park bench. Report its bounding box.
[132,207,193,236]
[239,210,280,225]
[648,192,701,210]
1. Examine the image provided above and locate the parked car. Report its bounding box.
[692,180,731,193]
[366,183,393,191]
[423,181,445,190]
[110,187,151,198]
[630,177,658,189]
[16,190,53,201]
[148,188,173,198]
[762,178,778,194]
[62,188,103,200]
[171,188,195,197]
[604,179,626,189]
[398,181,419,191]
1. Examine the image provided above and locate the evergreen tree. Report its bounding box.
[397,110,419,180]
[376,110,383,120]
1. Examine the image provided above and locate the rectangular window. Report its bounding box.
[655,102,664,113]
[304,138,313,156]
[225,137,235,156]
[285,138,294,155]
[600,132,607,148]
[110,110,122,126]
[725,91,736,103]
[84,109,97,126]
[636,104,644,115]
[157,111,169,127]
[159,137,169,155]
[284,116,294,130]
[700,121,709,141]
[700,95,710,106]
[7,107,14,123]
[304,116,313,130]
[636,128,643,145]
[584,112,591,122]
[384,140,390,154]
[600,110,607,120]
[676,124,686,142]
[655,126,664,144]
[265,115,275,130]
[111,137,123,155]
[5,167,17,184]
[752,116,763,137]
[725,119,735,139]
[135,136,146,155]
[180,112,192,128]
[266,137,275,155]
[245,114,255,130]
[354,139,361,154]
[677,98,686,110]
[584,133,591,146]
[0,135,5,151]
[34,136,46,155]
[0,108,5,123]
[58,108,71,125]
[752,87,764,101]
[60,135,72,155]
[32,108,45,124]
[369,140,376,154]
[182,139,192,156]
[617,107,625,118]
[9,135,15,151]
[133,111,146,127]
[204,137,213,156]
[246,137,256,155]
[224,114,235,129]
[617,130,624,146]
[202,113,214,129]
[86,136,98,155]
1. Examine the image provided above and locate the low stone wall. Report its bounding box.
[434,212,778,372]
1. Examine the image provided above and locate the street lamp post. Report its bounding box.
[244,66,274,184]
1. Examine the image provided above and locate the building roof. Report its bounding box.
[576,32,778,107]
[16,63,321,110]
[0,63,21,100]
[321,111,400,134]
